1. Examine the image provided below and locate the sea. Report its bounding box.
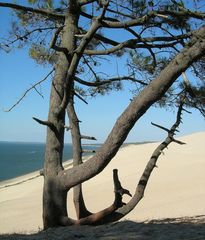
[0,141,99,182]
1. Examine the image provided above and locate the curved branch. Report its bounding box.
[60,168,131,226]
[84,36,187,55]
[102,100,187,223]
[75,75,147,87]
[59,24,205,189]
[0,2,65,20]
[100,8,205,29]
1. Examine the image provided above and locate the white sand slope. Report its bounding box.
[0,132,204,234]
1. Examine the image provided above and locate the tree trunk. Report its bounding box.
[42,47,69,227]
[67,91,91,219]
[43,7,80,229]
[43,177,68,228]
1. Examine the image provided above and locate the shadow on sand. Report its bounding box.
[0,215,204,240]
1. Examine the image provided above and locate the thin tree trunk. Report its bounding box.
[67,90,91,219]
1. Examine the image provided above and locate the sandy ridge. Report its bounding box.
[0,132,205,234]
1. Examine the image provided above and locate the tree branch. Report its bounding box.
[101,100,187,223]
[84,36,185,55]
[74,92,88,104]
[75,75,147,87]
[60,168,132,226]
[50,25,67,52]
[59,24,205,190]
[4,69,54,112]
[158,8,205,21]
[151,122,171,133]
[33,117,54,128]
[57,2,109,114]
[0,2,65,20]
[4,27,57,47]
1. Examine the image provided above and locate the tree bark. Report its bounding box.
[43,6,80,229]
[67,91,92,219]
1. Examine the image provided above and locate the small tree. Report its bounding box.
[0,0,205,229]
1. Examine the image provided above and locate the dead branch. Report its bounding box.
[60,168,132,226]
[74,92,88,104]
[82,56,99,81]
[151,122,170,133]
[4,69,54,112]
[102,100,188,223]
[32,117,54,128]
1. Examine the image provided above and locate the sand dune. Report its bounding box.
[0,132,205,234]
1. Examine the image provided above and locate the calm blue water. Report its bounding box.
[0,142,98,181]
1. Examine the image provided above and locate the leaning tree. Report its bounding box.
[0,0,205,229]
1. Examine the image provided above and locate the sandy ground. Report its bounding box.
[0,132,205,236]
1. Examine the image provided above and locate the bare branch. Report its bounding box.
[151,122,170,133]
[4,27,57,47]
[50,25,66,52]
[74,92,88,104]
[82,56,99,81]
[33,117,53,128]
[102,100,187,223]
[0,2,65,20]
[4,69,54,112]
[94,33,119,46]
[172,138,186,145]
[33,85,44,99]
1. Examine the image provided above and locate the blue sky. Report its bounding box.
[0,2,204,143]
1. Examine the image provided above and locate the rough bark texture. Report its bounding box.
[43,5,80,228]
